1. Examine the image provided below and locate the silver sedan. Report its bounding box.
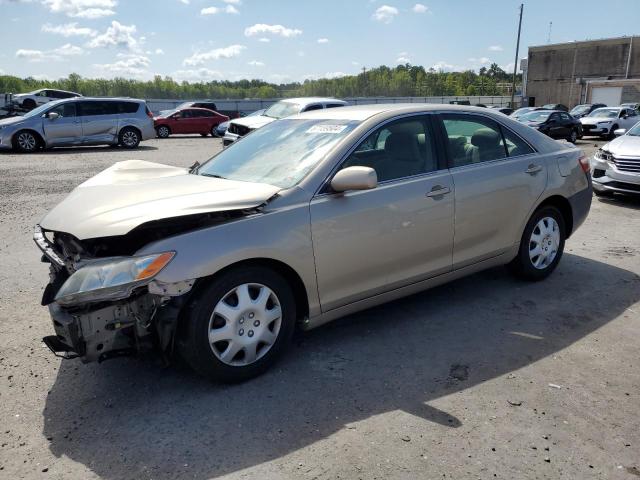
[35,104,592,382]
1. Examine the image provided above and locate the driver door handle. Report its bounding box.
[426,185,451,197]
[525,164,542,175]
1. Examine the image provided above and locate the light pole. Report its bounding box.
[511,3,523,108]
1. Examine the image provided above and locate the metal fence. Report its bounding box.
[146,95,521,115]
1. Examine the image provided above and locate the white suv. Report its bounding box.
[223,97,347,146]
[12,88,81,110]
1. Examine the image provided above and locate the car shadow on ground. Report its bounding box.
[42,254,640,479]
[595,194,640,211]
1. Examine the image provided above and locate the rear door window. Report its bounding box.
[303,104,323,112]
[440,114,507,167]
[118,102,139,114]
[78,101,118,116]
[500,126,535,157]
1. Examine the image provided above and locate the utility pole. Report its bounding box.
[510,3,523,108]
[362,67,367,96]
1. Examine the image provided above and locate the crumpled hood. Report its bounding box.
[40,160,281,239]
[606,135,640,157]
[230,114,275,130]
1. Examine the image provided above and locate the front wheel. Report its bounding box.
[118,127,141,148]
[13,130,40,153]
[608,125,619,140]
[508,206,566,281]
[568,129,578,143]
[156,125,170,139]
[180,266,296,383]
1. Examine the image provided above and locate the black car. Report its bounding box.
[541,103,569,112]
[569,103,607,118]
[518,110,582,143]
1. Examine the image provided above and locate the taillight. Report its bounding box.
[578,154,590,173]
[145,107,153,118]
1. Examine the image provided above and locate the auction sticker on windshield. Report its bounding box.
[306,125,348,134]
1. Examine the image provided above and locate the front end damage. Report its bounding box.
[34,220,212,363]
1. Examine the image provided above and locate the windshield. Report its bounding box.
[263,101,301,119]
[197,119,359,188]
[512,108,534,116]
[21,101,61,118]
[627,123,640,136]
[587,108,618,118]
[570,105,590,115]
[521,111,551,122]
[159,109,177,117]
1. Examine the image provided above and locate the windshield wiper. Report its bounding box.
[188,161,200,174]
[200,173,227,179]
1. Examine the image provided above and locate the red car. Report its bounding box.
[154,107,229,138]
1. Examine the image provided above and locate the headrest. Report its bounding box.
[384,132,417,160]
[471,128,501,148]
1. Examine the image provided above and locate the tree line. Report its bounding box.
[0,64,520,100]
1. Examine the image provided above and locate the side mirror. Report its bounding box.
[614,128,626,137]
[331,166,377,192]
[47,112,59,120]
[622,114,628,119]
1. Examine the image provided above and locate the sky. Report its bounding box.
[0,0,639,83]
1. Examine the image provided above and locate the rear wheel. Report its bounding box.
[156,125,170,138]
[180,266,296,383]
[568,129,578,143]
[200,133,208,137]
[119,127,140,148]
[508,206,565,281]
[13,130,40,153]
[211,126,219,137]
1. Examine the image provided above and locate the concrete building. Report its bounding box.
[525,36,640,108]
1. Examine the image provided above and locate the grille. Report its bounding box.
[611,156,640,173]
[228,123,251,136]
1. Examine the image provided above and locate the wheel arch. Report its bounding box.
[533,195,574,237]
[120,124,142,138]
[12,129,45,149]
[187,257,310,323]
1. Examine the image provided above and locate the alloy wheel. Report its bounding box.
[158,126,169,138]
[122,130,138,147]
[17,132,37,151]
[529,217,560,270]
[208,283,282,366]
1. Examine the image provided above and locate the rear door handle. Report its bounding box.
[426,185,451,198]
[525,164,542,175]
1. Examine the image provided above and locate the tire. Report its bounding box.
[13,130,40,153]
[180,266,296,383]
[211,126,219,137]
[156,125,170,139]
[508,206,566,281]
[200,133,208,137]
[608,125,619,140]
[568,129,578,144]
[22,99,36,110]
[118,127,141,148]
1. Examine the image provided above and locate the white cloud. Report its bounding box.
[41,22,97,37]
[15,43,83,62]
[223,0,240,3]
[258,37,270,43]
[201,4,239,15]
[42,0,117,19]
[372,5,398,23]
[397,56,411,63]
[94,53,150,77]
[431,60,462,72]
[488,45,503,51]
[154,48,164,55]
[324,71,347,79]
[178,0,189,4]
[468,56,490,65]
[172,68,223,82]
[87,21,139,50]
[183,44,246,66]
[244,23,302,38]
[248,60,264,66]
[412,3,428,13]
[317,38,329,44]
[351,61,360,66]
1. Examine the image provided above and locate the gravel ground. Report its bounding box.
[0,136,639,480]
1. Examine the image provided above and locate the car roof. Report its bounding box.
[292,103,512,121]
[180,107,217,111]
[277,97,347,107]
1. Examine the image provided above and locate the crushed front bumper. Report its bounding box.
[591,156,640,195]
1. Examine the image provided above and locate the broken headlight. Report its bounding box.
[55,252,175,306]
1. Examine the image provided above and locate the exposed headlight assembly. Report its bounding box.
[55,252,175,306]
